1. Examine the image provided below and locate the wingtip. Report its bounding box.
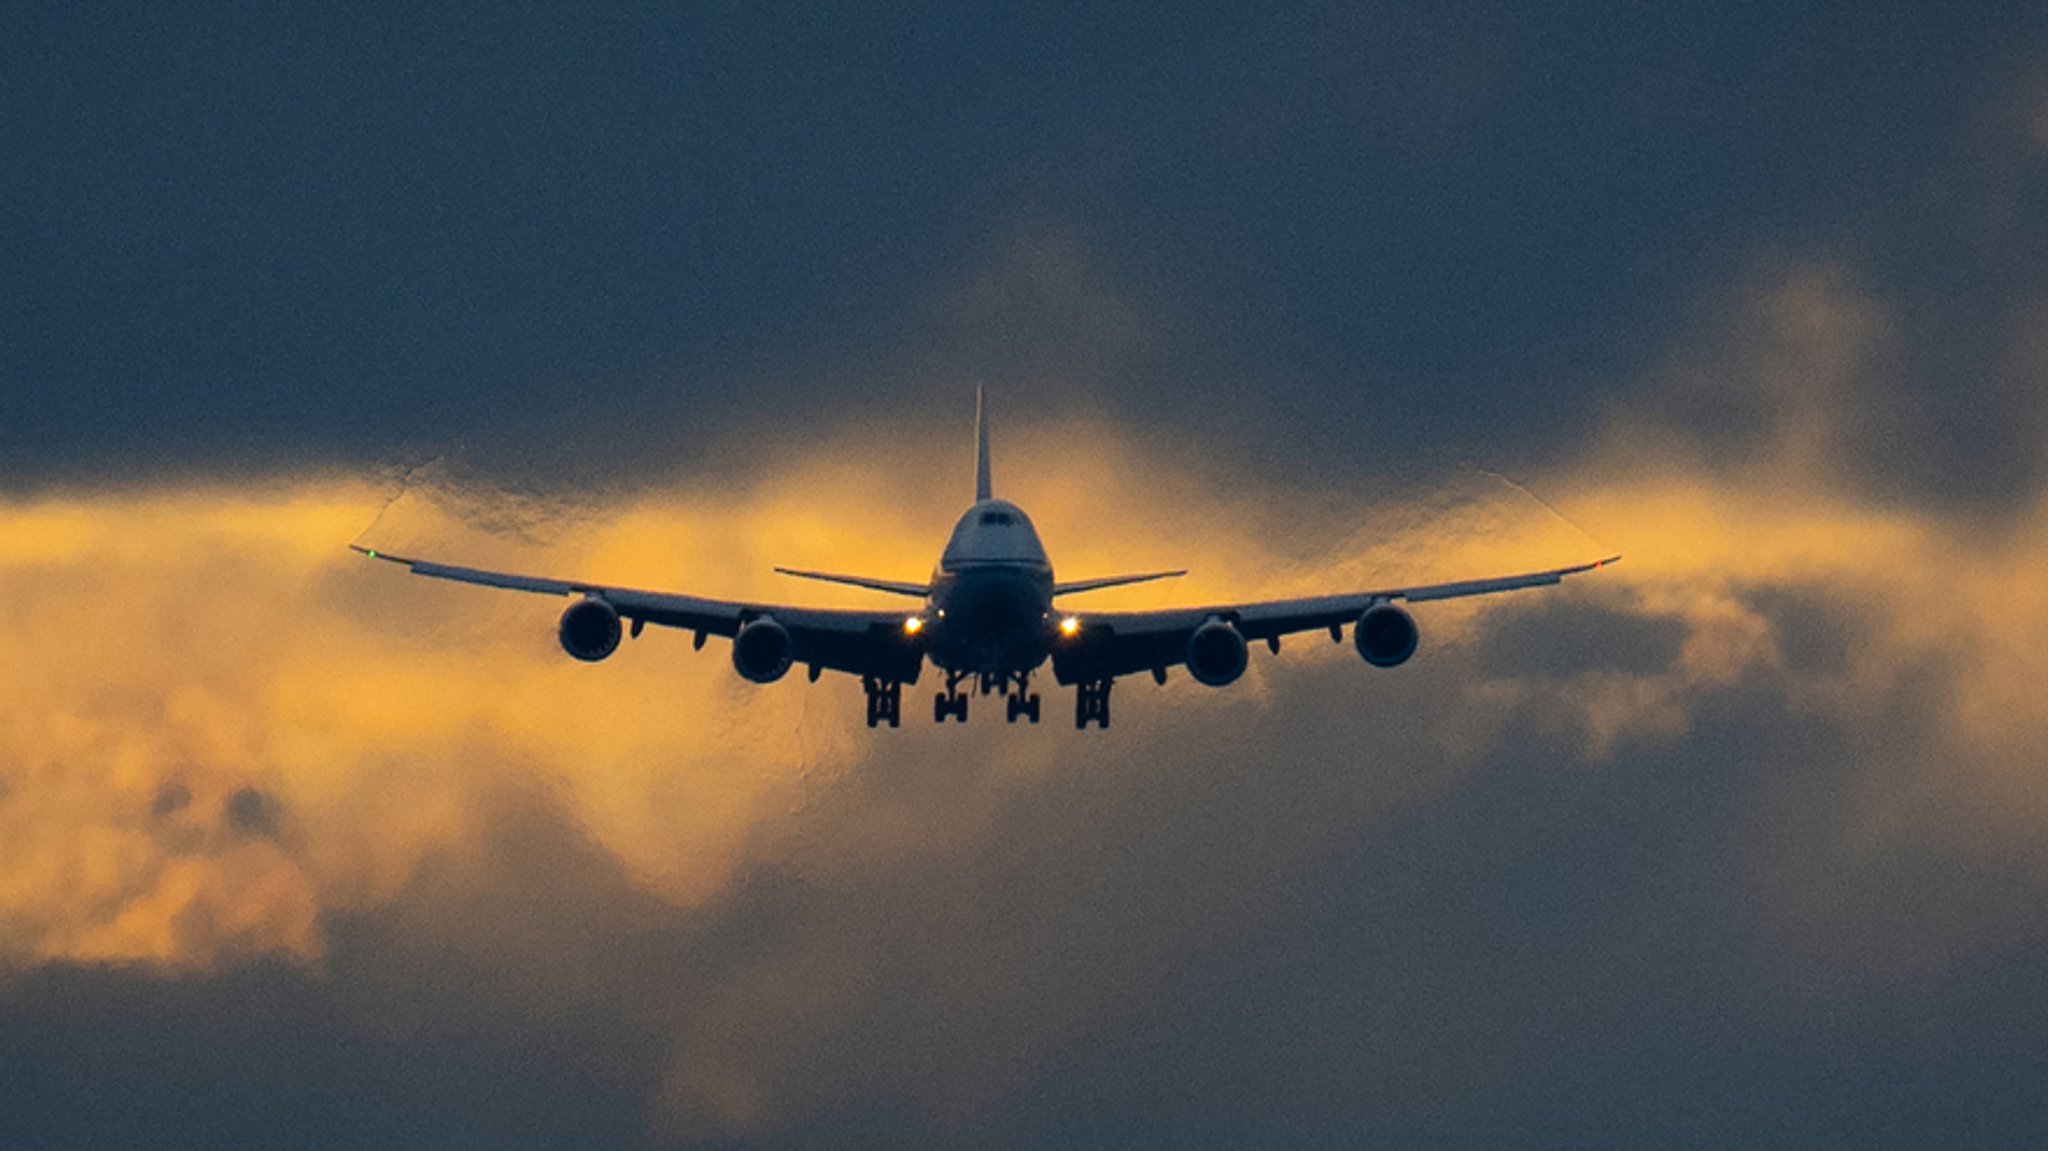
[350,543,409,564]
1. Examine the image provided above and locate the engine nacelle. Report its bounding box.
[732,617,794,683]
[559,597,622,662]
[1186,618,1249,687]
[1354,603,1418,668]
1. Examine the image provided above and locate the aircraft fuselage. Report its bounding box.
[922,498,1057,681]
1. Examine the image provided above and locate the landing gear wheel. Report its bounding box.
[1006,692,1041,724]
[1074,679,1112,729]
[934,692,968,723]
[863,677,902,728]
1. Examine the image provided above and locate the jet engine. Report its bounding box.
[732,617,794,683]
[1186,618,1250,687]
[559,597,622,662]
[1354,603,1418,668]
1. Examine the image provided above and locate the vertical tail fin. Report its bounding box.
[975,384,993,502]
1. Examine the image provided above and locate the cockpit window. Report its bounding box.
[980,512,1014,526]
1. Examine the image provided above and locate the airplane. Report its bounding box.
[353,390,1618,729]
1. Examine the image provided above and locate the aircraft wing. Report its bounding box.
[350,547,925,682]
[1051,570,1186,596]
[773,567,931,598]
[1048,555,1619,684]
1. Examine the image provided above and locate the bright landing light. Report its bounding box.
[904,616,924,635]
[1059,616,1081,637]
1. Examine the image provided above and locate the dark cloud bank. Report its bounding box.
[4,3,2046,504]
[6,640,2047,1149]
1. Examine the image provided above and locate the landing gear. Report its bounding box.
[934,671,970,723]
[1074,679,1112,729]
[1005,673,1041,724]
[863,677,902,728]
[930,670,1041,724]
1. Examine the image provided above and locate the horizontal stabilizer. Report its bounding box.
[774,567,931,598]
[1052,570,1187,597]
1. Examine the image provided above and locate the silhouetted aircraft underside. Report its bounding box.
[355,390,1616,729]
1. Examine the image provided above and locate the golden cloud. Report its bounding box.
[0,437,1606,969]
[3,262,2047,1136]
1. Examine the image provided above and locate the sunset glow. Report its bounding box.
[8,6,2048,1146]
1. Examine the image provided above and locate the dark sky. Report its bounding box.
[5,3,2048,1149]
[7,2,2043,495]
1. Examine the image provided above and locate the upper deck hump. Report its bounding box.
[939,498,1050,570]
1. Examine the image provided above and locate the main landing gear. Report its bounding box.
[934,669,971,723]
[863,677,903,728]
[932,671,1041,724]
[1074,679,1112,729]
[864,673,1101,729]
[1006,690,1041,724]
[990,671,1040,725]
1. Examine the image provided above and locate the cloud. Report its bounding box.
[0,426,1597,966]
[10,8,2048,1145]
[8,118,2048,1129]
[5,275,2048,1144]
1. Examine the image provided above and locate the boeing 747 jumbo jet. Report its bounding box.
[353,392,1617,729]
